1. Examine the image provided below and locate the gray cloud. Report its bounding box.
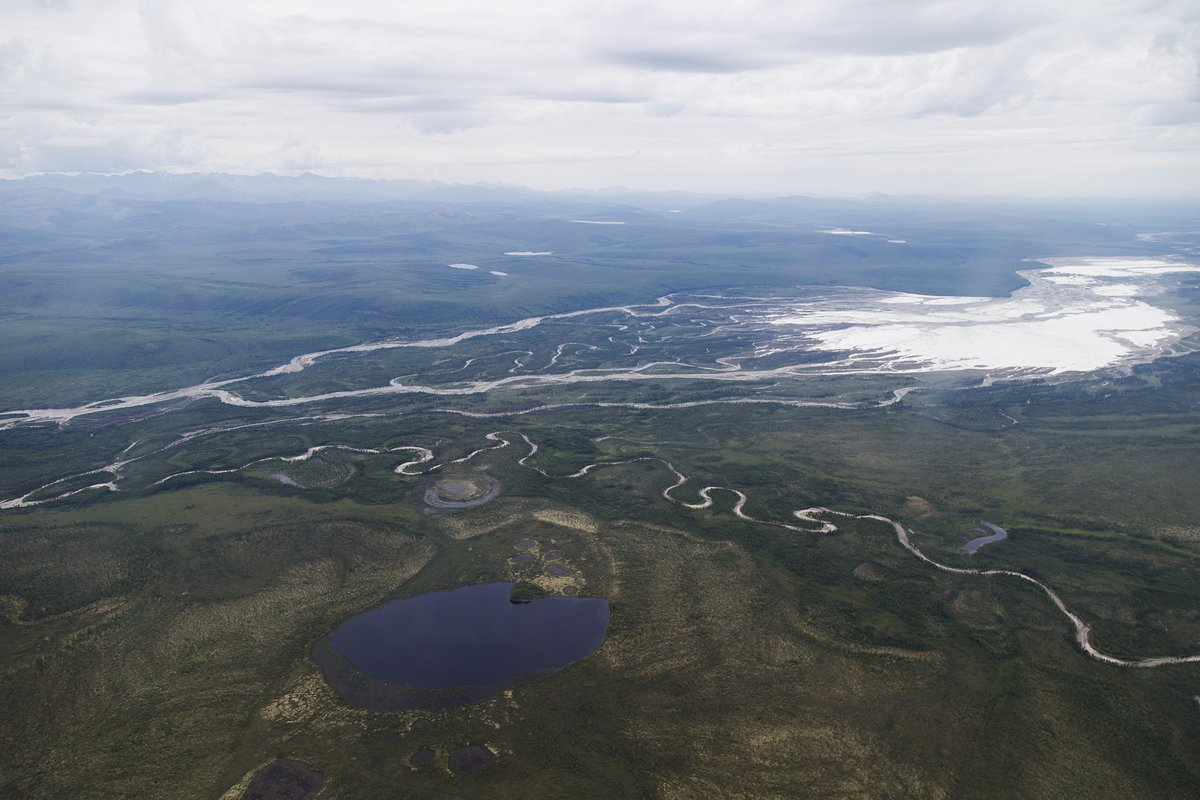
[782,2,1037,56]
[118,89,218,105]
[339,96,473,114]
[531,88,650,104]
[601,48,768,74]
[0,0,1195,197]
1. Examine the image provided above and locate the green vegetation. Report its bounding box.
[1,188,1198,798]
[2,366,1198,798]
[1,186,1170,411]
[507,582,548,604]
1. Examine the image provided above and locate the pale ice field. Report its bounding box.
[767,258,1199,374]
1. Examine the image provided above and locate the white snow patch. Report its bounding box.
[448,263,479,270]
[1043,274,1096,286]
[1092,284,1140,297]
[818,228,875,236]
[489,270,508,277]
[1041,257,1197,278]
[769,257,1200,374]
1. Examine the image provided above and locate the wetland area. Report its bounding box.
[2,186,1199,799]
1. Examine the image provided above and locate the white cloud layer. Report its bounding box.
[1,0,1197,195]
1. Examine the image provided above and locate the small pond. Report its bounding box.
[329,582,609,689]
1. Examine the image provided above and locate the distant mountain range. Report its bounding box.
[1,172,1196,231]
[0,171,737,209]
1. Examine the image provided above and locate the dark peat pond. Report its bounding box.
[330,582,610,688]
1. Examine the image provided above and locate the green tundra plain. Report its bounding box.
[1,182,1198,799]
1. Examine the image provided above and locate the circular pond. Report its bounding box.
[423,475,500,509]
[329,582,609,689]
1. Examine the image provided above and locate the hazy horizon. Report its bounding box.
[6,169,1200,206]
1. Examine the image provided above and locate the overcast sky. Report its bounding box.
[2,0,1197,196]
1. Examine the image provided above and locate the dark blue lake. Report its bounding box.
[330,582,610,688]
